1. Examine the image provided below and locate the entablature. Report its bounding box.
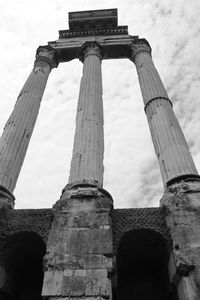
[48,8,140,62]
[48,34,139,62]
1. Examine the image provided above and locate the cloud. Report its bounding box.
[0,0,200,208]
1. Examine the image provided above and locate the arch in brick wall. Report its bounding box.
[0,231,46,300]
[114,228,178,300]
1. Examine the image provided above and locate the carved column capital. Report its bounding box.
[130,39,151,62]
[34,45,59,69]
[79,42,102,62]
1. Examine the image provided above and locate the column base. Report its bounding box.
[166,174,200,187]
[61,181,113,201]
[0,185,15,209]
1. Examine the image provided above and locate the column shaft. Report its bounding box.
[68,42,104,188]
[0,46,57,205]
[131,40,198,186]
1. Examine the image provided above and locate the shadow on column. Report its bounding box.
[0,231,46,300]
[114,229,178,300]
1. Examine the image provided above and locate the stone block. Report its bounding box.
[61,276,86,296]
[186,226,200,246]
[86,269,107,278]
[64,270,73,276]
[42,270,63,296]
[55,253,112,269]
[74,269,87,276]
[85,277,110,297]
[58,228,112,254]
[54,211,110,229]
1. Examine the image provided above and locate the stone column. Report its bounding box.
[130,39,199,187]
[68,42,104,189]
[0,45,58,207]
[42,42,113,300]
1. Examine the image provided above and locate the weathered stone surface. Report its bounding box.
[85,277,110,297]
[161,181,200,299]
[53,211,110,228]
[43,194,113,298]
[46,253,112,271]
[61,276,85,296]
[42,271,63,296]
[53,194,112,213]
[48,227,112,254]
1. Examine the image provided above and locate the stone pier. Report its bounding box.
[130,39,199,187]
[0,46,58,207]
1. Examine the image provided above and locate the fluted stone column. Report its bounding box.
[130,39,199,187]
[68,42,104,189]
[0,45,58,207]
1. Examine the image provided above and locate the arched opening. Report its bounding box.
[115,229,178,300]
[0,231,46,300]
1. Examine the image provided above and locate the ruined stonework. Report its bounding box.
[42,187,113,298]
[161,181,200,300]
[0,8,200,300]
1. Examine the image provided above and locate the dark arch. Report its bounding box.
[0,231,46,300]
[115,229,177,300]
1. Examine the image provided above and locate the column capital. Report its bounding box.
[130,39,152,62]
[34,45,59,69]
[79,41,102,62]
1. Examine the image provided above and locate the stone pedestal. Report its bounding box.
[42,188,113,299]
[130,40,199,187]
[161,181,200,300]
[0,46,58,207]
[68,42,104,189]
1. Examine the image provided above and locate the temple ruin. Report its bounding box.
[0,8,200,300]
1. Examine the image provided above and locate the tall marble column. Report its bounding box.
[68,42,104,189]
[130,39,199,187]
[0,45,58,207]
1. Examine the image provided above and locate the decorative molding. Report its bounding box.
[79,41,102,62]
[130,40,151,61]
[61,182,113,201]
[144,96,173,112]
[34,45,59,69]
[59,26,128,39]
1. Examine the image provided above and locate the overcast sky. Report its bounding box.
[1,0,200,209]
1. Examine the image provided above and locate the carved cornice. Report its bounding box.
[34,45,59,69]
[59,26,128,39]
[130,39,151,62]
[79,42,102,62]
